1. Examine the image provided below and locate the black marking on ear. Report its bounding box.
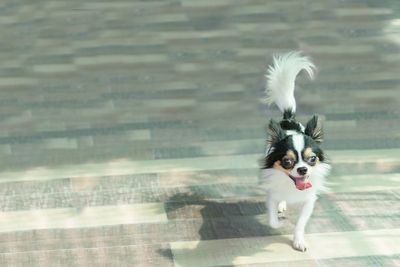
[305,115,323,143]
[267,119,286,145]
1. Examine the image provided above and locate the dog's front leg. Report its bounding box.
[268,197,285,228]
[293,199,315,251]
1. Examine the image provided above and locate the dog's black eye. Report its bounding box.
[281,156,295,169]
[306,156,317,166]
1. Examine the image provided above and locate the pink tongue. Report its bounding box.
[295,178,312,190]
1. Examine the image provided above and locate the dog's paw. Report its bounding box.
[269,218,286,229]
[278,201,287,213]
[293,237,308,252]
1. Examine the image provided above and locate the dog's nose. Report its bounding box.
[297,167,308,175]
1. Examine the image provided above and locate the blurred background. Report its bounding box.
[0,0,399,266]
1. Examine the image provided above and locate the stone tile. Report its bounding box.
[329,173,400,193]
[0,77,38,87]
[74,54,169,66]
[318,255,394,267]
[124,129,151,141]
[71,173,159,192]
[0,243,174,267]
[44,138,78,149]
[153,146,203,159]
[33,64,77,73]
[35,121,67,132]
[171,229,400,266]
[0,220,200,253]
[77,136,94,147]
[235,260,319,267]
[0,144,11,155]
[0,203,167,233]
[0,178,71,196]
[0,184,262,211]
[334,7,393,17]
[159,168,257,187]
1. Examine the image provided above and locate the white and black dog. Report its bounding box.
[260,51,331,251]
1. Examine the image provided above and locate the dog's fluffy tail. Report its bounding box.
[264,51,315,113]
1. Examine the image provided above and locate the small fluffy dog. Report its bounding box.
[260,51,331,251]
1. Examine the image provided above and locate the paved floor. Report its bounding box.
[0,0,399,266]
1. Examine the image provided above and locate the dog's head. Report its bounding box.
[263,115,326,190]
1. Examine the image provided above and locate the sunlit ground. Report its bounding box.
[0,0,399,266]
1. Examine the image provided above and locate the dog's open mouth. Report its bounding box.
[289,175,312,190]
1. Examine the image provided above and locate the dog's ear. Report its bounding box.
[305,115,323,143]
[267,119,286,145]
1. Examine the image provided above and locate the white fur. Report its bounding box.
[261,160,330,251]
[277,201,286,213]
[261,51,329,251]
[264,51,315,113]
[292,134,304,155]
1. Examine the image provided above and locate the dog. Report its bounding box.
[260,51,331,251]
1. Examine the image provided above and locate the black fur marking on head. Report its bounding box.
[283,109,296,120]
[280,109,303,132]
[305,115,323,143]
